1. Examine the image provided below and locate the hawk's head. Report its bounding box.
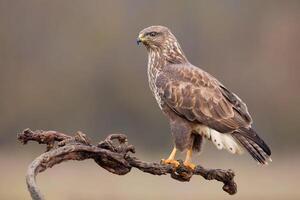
[137,25,176,49]
[138,25,188,64]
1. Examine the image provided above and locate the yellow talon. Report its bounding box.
[183,149,196,170]
[161,147,179,167]
[161,159,180,167]
[183,161,196,170]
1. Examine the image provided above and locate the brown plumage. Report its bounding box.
[137,25,271,167]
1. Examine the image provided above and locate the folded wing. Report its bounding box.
[156,64,252,133]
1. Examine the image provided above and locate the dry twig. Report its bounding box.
[17,129,237,200]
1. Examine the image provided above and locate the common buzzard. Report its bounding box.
[137,25,271,169]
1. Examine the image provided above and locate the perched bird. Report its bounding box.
[137,25,271,169]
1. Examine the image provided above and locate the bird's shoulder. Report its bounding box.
[157,63,221,96]
[159,63,213,86]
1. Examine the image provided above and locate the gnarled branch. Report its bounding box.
[17,129,237,200]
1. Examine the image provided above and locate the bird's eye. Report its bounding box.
[149,32,158,37]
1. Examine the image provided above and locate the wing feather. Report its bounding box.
[156,64,251,133]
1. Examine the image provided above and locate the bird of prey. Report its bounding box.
[137,25,271,169]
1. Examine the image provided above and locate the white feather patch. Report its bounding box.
[222,134,243,154]
[210,129,224,150]
[194,125,243,155]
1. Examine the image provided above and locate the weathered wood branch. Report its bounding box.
[17,129,237,200]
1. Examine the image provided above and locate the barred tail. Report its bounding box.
[232,127,271,165]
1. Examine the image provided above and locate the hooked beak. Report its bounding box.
[137,34,145,45]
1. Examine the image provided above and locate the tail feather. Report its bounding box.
[238,127,271,156]
[232,127,271,165]
[248,139,270,161]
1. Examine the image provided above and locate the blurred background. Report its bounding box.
[0,0,300,199]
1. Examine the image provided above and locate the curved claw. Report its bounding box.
[183,161,196,170]
[161,159,180,167]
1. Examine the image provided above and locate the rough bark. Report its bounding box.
[17,129,237,200]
